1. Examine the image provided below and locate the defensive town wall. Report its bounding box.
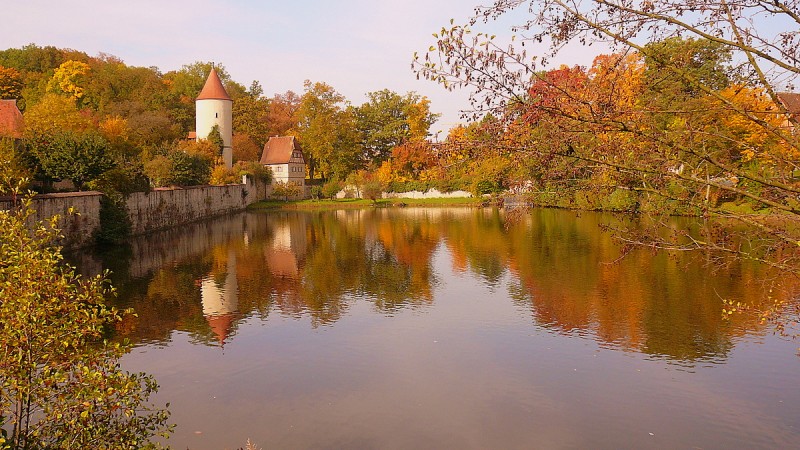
[0,191,103,248]
[1,176,271,249]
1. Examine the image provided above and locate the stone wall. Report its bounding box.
[126,176,270,235]
[1,176,272,248]
[0,191,103,248]
[336,187,472,199]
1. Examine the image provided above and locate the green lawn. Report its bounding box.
[248,196,482,210]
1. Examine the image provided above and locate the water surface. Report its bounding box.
[80,208,799,449]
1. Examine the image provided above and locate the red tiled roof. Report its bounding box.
[196,68,231,101]
[260,136,304,165]
[777,92,800,115]
[0,99,24,138]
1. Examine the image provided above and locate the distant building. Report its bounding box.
[195,68,233,169]
[260,136,306,188]
[776,92,800,131]
[0,99,24,140]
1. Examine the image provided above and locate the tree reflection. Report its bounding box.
[99,207,785,363]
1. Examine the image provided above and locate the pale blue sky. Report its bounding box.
[3,0,602,135]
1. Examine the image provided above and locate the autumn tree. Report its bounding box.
[0,66,23,100]
[416,0,800,273]
[267,90,301,136]
[232,133,262,162]
[23,93,93,137]
[0,184,172,448]
[355,89,439,165]
[295,81,362,181]
[233,81,271,148]
[47,60,91,103]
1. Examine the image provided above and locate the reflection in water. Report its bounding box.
[76,208,800,449]
[200,247,239,346]
[95,207,786,363]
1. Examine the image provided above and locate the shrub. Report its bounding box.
[320,180,342,199]
[362,180,384,203]
[0,188,172,448]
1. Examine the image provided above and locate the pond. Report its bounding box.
[76,207,800,449]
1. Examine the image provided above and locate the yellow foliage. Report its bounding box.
[375,160,398,184]
[210,165,239,185]
[715,85,794,163]
[588,52,645,113]
[47,60,91,101]
[23,93,93,137]
[99,115,129,140]
[405,97,433,141]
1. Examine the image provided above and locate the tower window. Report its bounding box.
[215,113,218,118]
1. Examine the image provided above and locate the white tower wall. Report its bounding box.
[196,99,233,168]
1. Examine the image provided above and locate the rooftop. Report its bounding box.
[0,99,24,138]
[260,136,304,165]
[196,68,232,101]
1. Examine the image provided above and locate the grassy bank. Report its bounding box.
[248,196,483,210]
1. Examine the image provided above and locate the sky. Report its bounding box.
[3,0,603,137]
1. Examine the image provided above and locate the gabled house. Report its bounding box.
[259,136,306,188]
[776,92,800,131]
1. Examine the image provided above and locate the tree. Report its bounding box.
[0,185,172,448]
[142,141,213,187]
[23,93,93,138]
[0,66,23,100]
[266,90,301,136]
[31,131,115,190]
[47,60,91,102]
[0,138,31,193]
[232,81,271,148]
[362,180,384,203]
[232,133,262,162]
[206,124,224,157]
[295,81,362,181]
[355,89,439,166]
[321,179,343,199]
[415,0,800,334]
[271,181,301,201]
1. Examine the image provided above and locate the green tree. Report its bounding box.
[295,81,363,181]
[206,124,224,156]
[0,186,172,448]
[232,81,271,148]
[32,131,115,190]
[355,89,439,165]
[142,141,213,187]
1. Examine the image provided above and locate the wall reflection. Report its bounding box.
[83,207,789,362]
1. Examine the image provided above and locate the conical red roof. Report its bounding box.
[196,68,231,101]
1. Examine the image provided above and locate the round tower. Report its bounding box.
[196,68,233,169]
